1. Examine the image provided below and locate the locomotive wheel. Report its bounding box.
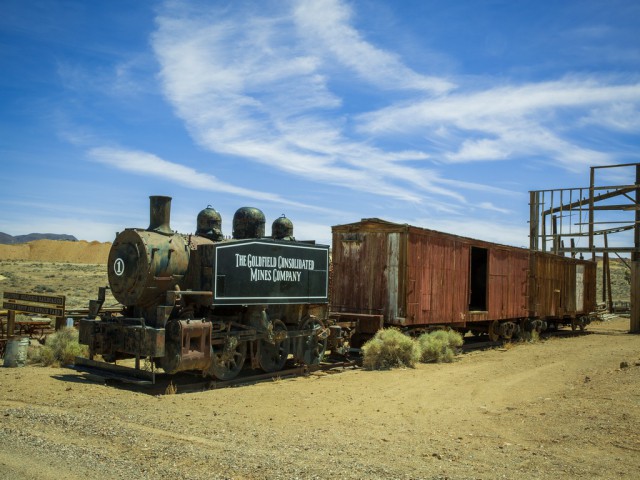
[258,319,289,373]
[488,320,500,342]
[209,337,247,381]
[302,316,328,365]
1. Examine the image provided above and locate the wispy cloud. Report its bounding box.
[580,103,640,132]
[57,53,157,98]
[88,146,317,208]
[358,78,640,171]
[148,0,639,216]
[292,0,455,94]
[150,0,506,209]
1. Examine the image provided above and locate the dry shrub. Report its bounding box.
[418,330,464,363]
[165,382,177,395]
[362,328,421,370]
[28,327,87,366]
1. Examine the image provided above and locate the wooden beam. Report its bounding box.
[631,164,640,333]
[543,186,635,216]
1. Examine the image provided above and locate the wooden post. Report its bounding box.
[529,191,539,251]
[589,167,595,260]
[631,165,640,333]
[552,215,559,255]
[7,310,15,337]
[603,232,614,313]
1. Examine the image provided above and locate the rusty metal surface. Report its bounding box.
[108,229,191,312]
[162,319,212,374]
[79,317,166,358]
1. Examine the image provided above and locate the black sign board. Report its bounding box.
[2,302,65,317]
[3,291,66,317]
[213,239,329,305]
[4,291,65,306]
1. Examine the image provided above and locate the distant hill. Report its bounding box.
[0,232,78,244]
[596,257,631,303]
[0,239,110,263]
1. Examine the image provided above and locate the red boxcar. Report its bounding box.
[330,219,596,344]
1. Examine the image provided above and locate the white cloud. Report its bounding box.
[478,202,512,215]
[150,0,515,211]
[146,0,640,225]
[358,78,640,171]
[87,146,317,208]
[292,0,455,94]
[580,103,640,132]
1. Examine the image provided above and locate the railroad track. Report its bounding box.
[72,328,590,394]
[461,327,591,353]
[73,358,360,395]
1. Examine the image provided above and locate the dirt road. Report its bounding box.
[1,317,638,480]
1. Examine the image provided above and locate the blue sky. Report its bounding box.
[1,0,639,249]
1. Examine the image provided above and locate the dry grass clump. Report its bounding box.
[362,328,421,370]
[165,382,178,395]
[28,327,88,366]
[418,330,464,363]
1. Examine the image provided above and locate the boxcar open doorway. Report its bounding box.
[469,247,488,311]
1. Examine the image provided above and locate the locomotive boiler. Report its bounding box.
[78,196,330,381]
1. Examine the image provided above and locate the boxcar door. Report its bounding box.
[576,264,585,312]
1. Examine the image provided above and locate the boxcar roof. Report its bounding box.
[332,217,594,265]
[332,217,525,250]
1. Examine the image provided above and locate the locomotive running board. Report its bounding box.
[73,356,156,385]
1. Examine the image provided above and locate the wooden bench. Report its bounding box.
[16,319,52,341]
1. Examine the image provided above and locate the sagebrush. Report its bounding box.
[418,330,464,363]
[361,328,421,370]
[28,327,88,366]
[362,328,464,370]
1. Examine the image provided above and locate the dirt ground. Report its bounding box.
[0,248,638,479]
[0,317,638,480]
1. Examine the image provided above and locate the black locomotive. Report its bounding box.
[78,196,330,381]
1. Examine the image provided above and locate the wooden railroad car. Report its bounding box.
[330,218,596,345]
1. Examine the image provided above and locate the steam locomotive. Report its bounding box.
[78,195,597,383]
[78,196,331,381]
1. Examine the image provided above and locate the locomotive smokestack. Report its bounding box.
[148,195,172,234]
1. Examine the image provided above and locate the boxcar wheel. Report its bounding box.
[518,319,532,341]
[571,318,586,332]
[488,320,500,342]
